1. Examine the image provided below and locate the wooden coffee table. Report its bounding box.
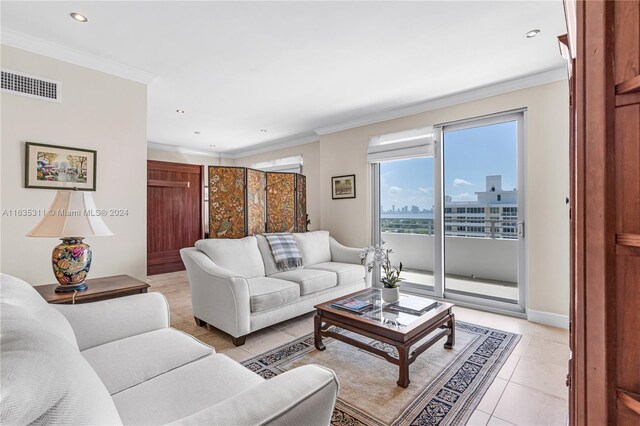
[314,288,455,388]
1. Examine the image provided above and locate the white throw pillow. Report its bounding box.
[292,230,332,266]
[195,236,266,278]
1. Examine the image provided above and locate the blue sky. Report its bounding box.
[380,121,517,211]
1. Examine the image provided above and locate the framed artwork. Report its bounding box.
[331,174,356,199]
[25,142,97,191]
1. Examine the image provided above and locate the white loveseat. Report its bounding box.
[0,274,339,425]
[181,230,370,345]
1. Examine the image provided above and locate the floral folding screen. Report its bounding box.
[208,166,307,238]
[208,167,246,239]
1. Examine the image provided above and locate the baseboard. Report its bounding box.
[527,309,569,329]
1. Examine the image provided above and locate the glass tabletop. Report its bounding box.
[328,288,441,329]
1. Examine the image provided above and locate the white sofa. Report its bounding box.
[0,274,339,425]
[181,230,370,345]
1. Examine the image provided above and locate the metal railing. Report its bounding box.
[380,217,517,239]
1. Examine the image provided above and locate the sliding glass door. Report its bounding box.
[372,111,526,313]
[441,113,525,310]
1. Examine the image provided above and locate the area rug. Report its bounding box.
[242,321,520,426]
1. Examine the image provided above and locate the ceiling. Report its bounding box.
[1,1,567,155]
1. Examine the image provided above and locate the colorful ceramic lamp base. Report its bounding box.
[52,237,92,293]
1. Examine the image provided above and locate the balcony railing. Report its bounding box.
[381,231,518,284]
[380,218,517,239]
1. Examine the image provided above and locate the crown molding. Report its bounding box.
[147,142,222,157]
[225,134,321,159]
[1,29,157,84]
[314,67,567,135]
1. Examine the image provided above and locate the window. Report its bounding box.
[490,207,499,214]
[251,155,303,174]
[497,194,502,201]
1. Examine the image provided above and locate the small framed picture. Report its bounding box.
[25,142,97,191]
[332,174,356,199]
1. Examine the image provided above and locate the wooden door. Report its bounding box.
[564,0,640,423]
[147,160,203,275]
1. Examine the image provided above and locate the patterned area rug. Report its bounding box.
[242,321,519,426]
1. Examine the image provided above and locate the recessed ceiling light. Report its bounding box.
[260,129,268,133]
[70,12,88,23]
[210,144,216,148]
[194,131,201,135]
[176,109,185,114]
[525,29,540,38]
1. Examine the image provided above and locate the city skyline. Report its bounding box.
[380,120,518,212]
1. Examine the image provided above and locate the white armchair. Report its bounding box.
[1,273,339,425]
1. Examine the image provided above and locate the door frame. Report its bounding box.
[437,109,528,314]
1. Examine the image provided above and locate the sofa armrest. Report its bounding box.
[54,292,169,351]
[169,364,338,426]
[180,248,252,338]
[329,237,372,286]
[329,236,363,264]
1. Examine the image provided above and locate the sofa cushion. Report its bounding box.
[306,262,366,286]
[0,305,122,425]
[255,234,279,276]
[248,277,300,312]
[82,328,213,395]
[293,230,332,266]
[0,274,78,349]
[195,236,265,278]
[270,268,337,295]
[112,354,264,425]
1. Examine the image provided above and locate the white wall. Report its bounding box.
[1,45,148,284]
[233,141,321,231]
[147,148,233,168]
[318,80,569,317]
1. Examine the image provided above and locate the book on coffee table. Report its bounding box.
[331,297,373,313]
[385,296,439,316]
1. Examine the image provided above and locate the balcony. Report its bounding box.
[382,230,518,302]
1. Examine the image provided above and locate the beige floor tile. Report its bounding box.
[476,312,534,336]
[496,352,520,381]
[172,321,210,338]
[486,416,515,425]
[493,382,567,426]
[510,357,568,400]
[197,329,237,351]
[529,323,569,345]
[169,311,186,326]
[467,409,491,426]
[172,305,194,320]
[511,334,531,356]
[476,377,508,415]
[241,328,300,356]
[521,336,570,367]
[452,306,486,324]
[219,346,254,362]
[278,314,315,338]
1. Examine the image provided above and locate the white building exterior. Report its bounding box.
[445,175,518,239]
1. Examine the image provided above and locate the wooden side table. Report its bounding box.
[35,274,150,304]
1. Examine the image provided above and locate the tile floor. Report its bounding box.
[148,271,570,426]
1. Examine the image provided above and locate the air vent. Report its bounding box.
[1,69,61,102]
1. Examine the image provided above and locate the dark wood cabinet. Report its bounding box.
[147,160,204,275]
[563,1,640,424]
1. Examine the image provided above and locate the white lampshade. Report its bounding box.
[26,191,113,237]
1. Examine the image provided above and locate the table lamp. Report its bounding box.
[26,190,113,293]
